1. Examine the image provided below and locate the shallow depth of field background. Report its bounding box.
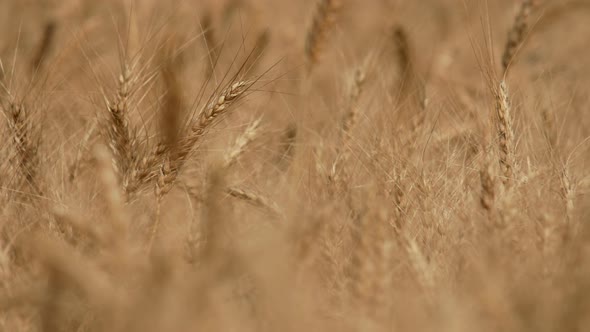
[0,0,589,331]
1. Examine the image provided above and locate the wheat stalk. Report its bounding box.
[105,62,140,194]
[149,81,252,243]
[480,158,496,212]
[94,145,128,245]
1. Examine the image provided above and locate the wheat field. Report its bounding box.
[0,0,589,331]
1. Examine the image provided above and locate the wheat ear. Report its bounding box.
[226,186,281,217]
[495,80,516,186]
[152,81,251,205]
[105,62,139,192]
[173,81,251,167]
[304,0,341,70]
[224,118,262,169]
[3,101,41,194]
[502,0,534,74]
[342,61,367,136]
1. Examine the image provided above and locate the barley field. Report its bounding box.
[0,0,589,331]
